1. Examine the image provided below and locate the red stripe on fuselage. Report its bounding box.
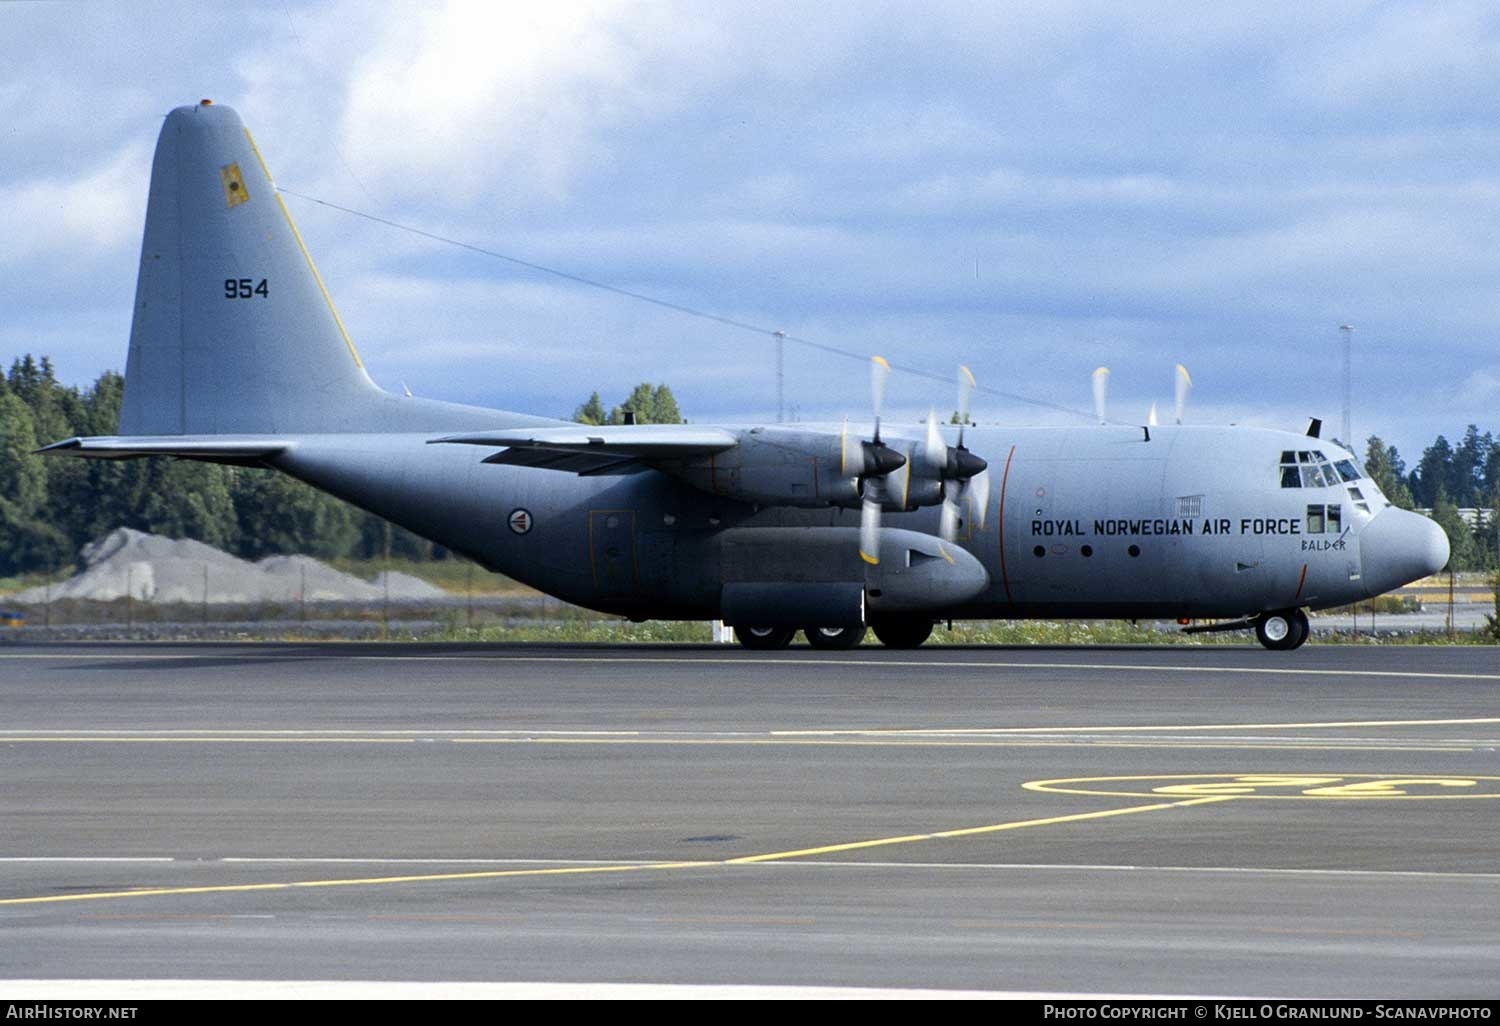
[998,444,1016,604]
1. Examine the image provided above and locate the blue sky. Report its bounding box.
[4,1,1499,463]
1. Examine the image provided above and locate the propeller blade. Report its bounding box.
[939,490,961,542]
[1174,363,1192,424]
[957,365,976,426]
[1147,401,1158,426]
[968,469,991,530]
[839,416,851,476]
[1091,366,1109,424]
[859,496,882,565]
[870,355,891,437]
[924,409,946,470]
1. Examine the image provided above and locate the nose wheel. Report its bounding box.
[1255,608,1309,650]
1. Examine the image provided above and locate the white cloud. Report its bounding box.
[333,0,720,208]
[0,143,150,268]
[1278,3,1500,115]
[1456,368,1500,405]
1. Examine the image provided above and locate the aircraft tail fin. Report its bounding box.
[121,101,392,435]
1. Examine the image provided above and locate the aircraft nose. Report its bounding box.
[1359,507,1450,597]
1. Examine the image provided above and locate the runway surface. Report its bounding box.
[2,642,1499,998]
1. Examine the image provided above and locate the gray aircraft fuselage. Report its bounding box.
[269,421,1434,622]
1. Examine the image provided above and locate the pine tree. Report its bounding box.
[0,392,68,573]
[1364,436,1413,508]
[607,383,684,424]
[572,391,607,425]
[1428,488,1479,572]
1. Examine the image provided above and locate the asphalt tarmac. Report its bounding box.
[2,642,1499,998]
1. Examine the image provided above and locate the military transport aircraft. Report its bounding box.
[41,101,1449,651]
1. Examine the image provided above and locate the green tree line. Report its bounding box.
[572,382,682,425]
[1364,428,1500,571]
[0,356,443,576]
[0,361,693,577]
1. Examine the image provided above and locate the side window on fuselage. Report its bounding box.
[1304,503,1343,534]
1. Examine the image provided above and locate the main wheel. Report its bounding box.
[870,617,935,649]
[736,625,796,650]
[1287,608,1309,649]
[1255,609,1308,651]
[803,625,866,650]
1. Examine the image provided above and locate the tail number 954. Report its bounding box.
[225,278,269,299]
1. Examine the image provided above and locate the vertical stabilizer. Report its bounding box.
[120,101,387,435]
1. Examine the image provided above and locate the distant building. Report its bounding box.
[1414,508,1494,530]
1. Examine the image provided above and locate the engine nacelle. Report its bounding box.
[663,426,956,512]
[664,427,862,509]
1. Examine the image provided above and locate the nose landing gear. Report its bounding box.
[1255,608,1309,650]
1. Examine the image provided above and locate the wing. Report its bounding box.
[430,425,739,459]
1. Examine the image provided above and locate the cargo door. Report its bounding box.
[589,510,638,601]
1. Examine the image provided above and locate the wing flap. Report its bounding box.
[480,448,644,475]
[431,425,738,458]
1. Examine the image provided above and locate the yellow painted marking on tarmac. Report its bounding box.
[1025,773,1500,801]
[0,861,714,907]
[0,737,415,744]
[243,127,365,370]
[0,798,1228,907]
[725,796,1230,864]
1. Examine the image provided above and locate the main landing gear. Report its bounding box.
[733,618,935,650]
[803,625,867,650]
[734,625,867,650]
[735,625,796,650]
[1255,608,1309,651]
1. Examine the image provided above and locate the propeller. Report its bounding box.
[933,364,989,542]
[850,356,906,565]
[1147,401,1159,427]
[1091,366,1109,424]
[1174,363,1192,424]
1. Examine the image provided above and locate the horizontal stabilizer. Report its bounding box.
[37,435,290,462]
[430,425,739,459]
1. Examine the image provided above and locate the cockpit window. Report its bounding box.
[1334,459,1361,483]
[1279,449,1344,489]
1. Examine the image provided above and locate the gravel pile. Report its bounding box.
[10,528,447,605]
